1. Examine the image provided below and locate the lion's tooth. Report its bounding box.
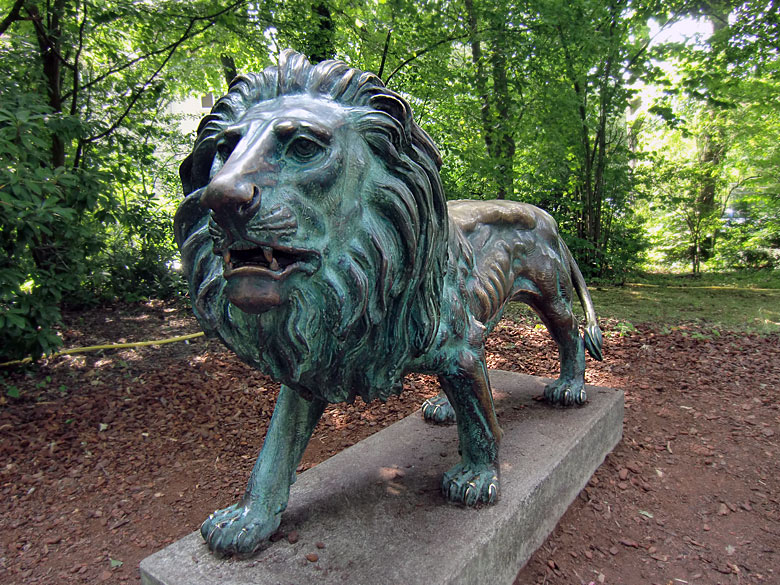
[270,257,280,271]
[263,246,274,264]
[224,250,231,265]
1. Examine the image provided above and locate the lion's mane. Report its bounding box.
[175,50,448,403]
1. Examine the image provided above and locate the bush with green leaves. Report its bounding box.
[0,94,103,361]
[84,192,185,305]
[713,197,780,271]
[0,90,185,362]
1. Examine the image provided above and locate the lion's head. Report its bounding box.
[174,50,448,403]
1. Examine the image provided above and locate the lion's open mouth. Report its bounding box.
[221,242,317,279]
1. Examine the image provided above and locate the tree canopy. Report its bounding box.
[1,0,777,361]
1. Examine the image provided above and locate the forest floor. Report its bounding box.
[1,297,779,585]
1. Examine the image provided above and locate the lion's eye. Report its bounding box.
[286,137,325,163]
[216,129,243,162]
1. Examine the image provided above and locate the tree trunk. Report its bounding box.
[573,77,595,257]
[562,2,623,275]
[307,0,334,63]
[464,0,517,199]
[28,0,67,168]
[464,0,494,157]
[25,0,73,274]
[695,3,729,264]
[489,31,515,199]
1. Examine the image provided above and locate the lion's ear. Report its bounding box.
[370,94,411,129]
[179,154,195,196]
[173,190,207,248]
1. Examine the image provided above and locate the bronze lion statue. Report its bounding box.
[174,50,602,555]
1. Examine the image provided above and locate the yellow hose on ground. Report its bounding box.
[0,332,205,367]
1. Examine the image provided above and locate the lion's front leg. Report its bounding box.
[421,392,456,424]
[438,352,503,506]
[201,385,326,555]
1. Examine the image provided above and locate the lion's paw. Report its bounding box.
[421,393,456,424]
[200,501,281,556]
[544,379,587,406]
[441,463,499,506]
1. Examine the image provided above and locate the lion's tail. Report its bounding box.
[562,240,603,361]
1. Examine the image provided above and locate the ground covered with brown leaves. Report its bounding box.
[1,301,778,585]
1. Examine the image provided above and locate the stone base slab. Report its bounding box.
[140,371,623,585]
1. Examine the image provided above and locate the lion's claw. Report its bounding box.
[441,462,499,506]
[200,501,281,555]
[544,379,587,406]
[421,393,456,424]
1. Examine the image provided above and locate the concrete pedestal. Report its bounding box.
[140,371,623,585]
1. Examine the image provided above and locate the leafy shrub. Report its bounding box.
[0,92,186,361]
[0,95,102,361]
[82,193,186,304]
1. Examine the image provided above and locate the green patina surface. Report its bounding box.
[175,50,602,556]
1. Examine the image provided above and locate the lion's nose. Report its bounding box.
[200,173,261,228]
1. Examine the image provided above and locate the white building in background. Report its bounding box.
[167,93,215,137]
[163,93,216,275]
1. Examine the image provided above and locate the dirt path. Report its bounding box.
[1,301,778,584]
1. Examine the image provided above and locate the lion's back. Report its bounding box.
[447,199,561,251]
[446,199,567,328]
[447,199,554,234]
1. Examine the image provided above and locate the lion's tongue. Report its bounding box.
[225,275,282,313]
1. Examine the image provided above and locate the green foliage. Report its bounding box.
[643,141,724,273]
[1,0,777,360]
[0,89,184,360]
[715,196,780,270]
[0,0,211,361]
[84,193,185,304]
[637,2,780,275]
[612,320,638,337]
[0,90,98,360]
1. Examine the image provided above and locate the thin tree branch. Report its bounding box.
[70,0,89,116]
[721,175,761,214]
[0,0,25,36]
[84,19,214,145]
[384,32,469,85]
[65,0,248,100]
[377,28,392,80]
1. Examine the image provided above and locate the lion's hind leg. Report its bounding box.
[542,334,587,406]
[526,296,587,407]
[438,353,502,506]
